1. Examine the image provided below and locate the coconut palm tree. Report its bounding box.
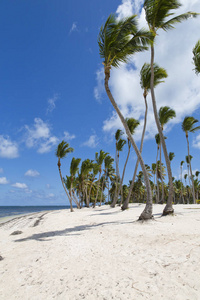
[158,106,176,203]
[195,171,200,200]
[80,159,94,207]
[143,0,198,216]
[55,140,74,211]
[193,40,200,75]
[69,157,81,208]
[182,116,200,204]
[93,150,108,208]
[88,163,99,206]
[180,160,185,203]
[111,138,126,207]
[98,13,154,219]
[121,118,140,210]
[122,63,168,210]
[104,155,115,203]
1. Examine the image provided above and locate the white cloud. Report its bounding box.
[64,131,76,141]
[95,1,200,143]
[0,135,19,159]
[25,169,40,177]
[46,94,58,114]
[12,182,28,189]
[24,118,59,153]
[0,168,3,173]
[94,68,105,101]
[82,135,99,148]
[0,177,9,185]
[70,22,78,33]
[193,134,200,149]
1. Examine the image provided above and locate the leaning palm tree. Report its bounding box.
[121,118,140,210]
[182,116,200,204]
[122,63,168,211]
[98,14,153,219]
[55,140,74,211]
[70,157,81,209]
[143,0,198,216]
[193,40,200,75]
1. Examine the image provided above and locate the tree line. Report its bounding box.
[56,0,200,219]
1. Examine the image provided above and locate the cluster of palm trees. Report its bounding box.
[55,1,200,218]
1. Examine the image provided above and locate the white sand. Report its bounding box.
[0,204,200,300]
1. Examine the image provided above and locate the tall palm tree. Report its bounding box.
[111,138,126,207]
[69,157,81,209]
[104,155,115,203]
[143,0,198,216]
[182,117,200,204]
[88,162,99,206]
[80,159,93,207]
[98,14,153,219]
[93,150,108,207]
[180,160,185,203]
[158,106,176,203]
[193,40,200,75]
[121,118,140,210]
[195,171,200,200]
[55,140,74,211]
[122,63,168,211]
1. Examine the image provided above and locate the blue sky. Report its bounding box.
[0,0,200,206]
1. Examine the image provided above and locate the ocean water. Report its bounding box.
[0,206,70,218]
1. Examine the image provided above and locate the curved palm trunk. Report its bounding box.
[180,166,184,204]
[150,45,174,216]
[122,94,148,210]
[105,66,152,220]
[100,174,105,206]
[58,163,74,212]
[186,136,196,204]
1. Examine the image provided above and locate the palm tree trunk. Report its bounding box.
[119,142,131,206]
[58,166,74,212]
[150,45,174,216]
[122,94,148,210]
[100,175,105,206]
[159,144,165,204]
[111,152,119,207]
[156,147,160,204]
[93,171,101,208]
[186,136,196,204]
[105,66,152,220]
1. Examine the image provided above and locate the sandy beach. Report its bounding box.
[0,204,200,300]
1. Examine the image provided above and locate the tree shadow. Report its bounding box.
[14,220,134,242]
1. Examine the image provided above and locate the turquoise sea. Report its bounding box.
[0,206,70,218]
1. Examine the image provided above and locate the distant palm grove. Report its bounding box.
[56,0,200,219]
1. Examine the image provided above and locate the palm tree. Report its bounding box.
[55,140,74,212]
[182,116,200,204]
[193,40,200,75]
[69,157,81,208]
[111,138,126,207]
[121,118,140,210]
[104,155,115,203]
[143,0,198,216]
[88,162,99,206]
[122,63,167,210]
[98,14,153,219]
[93,150,108,207]
[180,160,185,203]
[80,159,93,207]
[158,106,176,204]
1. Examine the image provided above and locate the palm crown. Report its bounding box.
[144,0,198,34]
[193,40,200,75]
[182,116,200,137]
[55,140,74,167]
[98,14,152,70]
[140,63,168,96]
[158,106,176,130]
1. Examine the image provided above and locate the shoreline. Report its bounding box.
[0,204,200,299]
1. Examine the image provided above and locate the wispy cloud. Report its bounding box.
[82,135,99,148]
[46,94,59,114]
[25,169,40,177]
[94,68,104,102]
[69,22,78,33]
[0,168,3,173]
[24,118,59,153]
[12,182,28,189]
[0,177,9,184]
[0,135,19,158]
[64,131,76,141]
